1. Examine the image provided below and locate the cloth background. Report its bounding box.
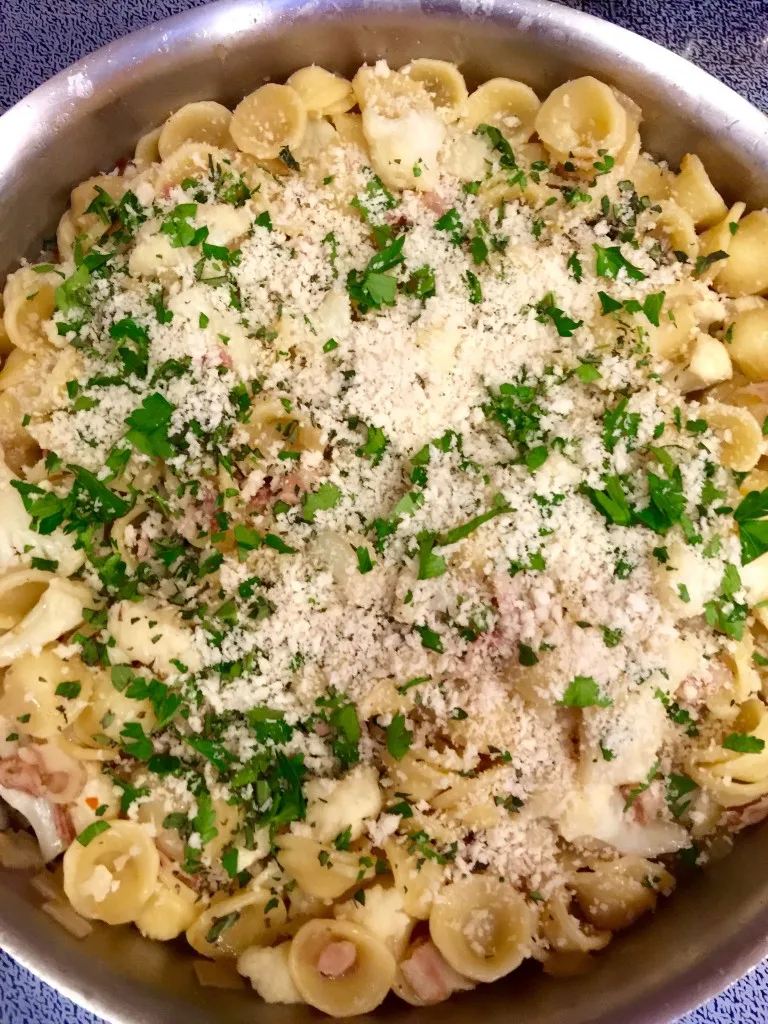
[0,0,767,1021]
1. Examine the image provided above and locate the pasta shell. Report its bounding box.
[230,84,307,160]
[466,77,540,141]
[535,76,628,170]
[288,918,396,1017]
[276,834,373,900]
[703,400,763,471]
[429,876,535,982]
[401,59,468,119]
[286,66,355,116]
[186,887,287,959]
[135,868,200,940]
[0,649,94,738]
[714,210,768,297]
[696,201,747,284]
[63,820,160,925]
[670,153,727,229]
[649,199,699,259]
[728,307,768,380]
[3,266,60,353]
[569,856,673,931]
[157,101,233,160]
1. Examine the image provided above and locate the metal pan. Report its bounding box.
[0,2,767,1021]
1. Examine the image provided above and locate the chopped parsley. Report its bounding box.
[386,713,413,761]
[557,676,612,708]
[594,243,646,281]
[722,732,765,754]
[302,481,342,522]
[76,821,111,846]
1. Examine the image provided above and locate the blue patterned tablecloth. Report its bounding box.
[1,1,767,1021]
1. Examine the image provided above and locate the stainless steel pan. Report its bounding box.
[1,2,768,1021]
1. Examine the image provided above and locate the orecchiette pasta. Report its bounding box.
[702,402,763,471]
[133,126,162,169]
[3,267,60,353]
[63,820,160,924]
[275,834,374,900]
[0,650,92,738]
[429,876,536,982]
[0,577,92,667]
[727,307,768,379]
[670,152,728,229]
[107,599,202,675]
[288,918,396,1016]
[401,59,468,119]
[630,152,673,202]
[696,201,747,283]
[534,76,629,170]
[286,66,355,116]
[649,200,699,259]
[186,887,287,959]
[157,101,233,160]
[689,698,768,806]
[1,55,767,1021]
[540,888,611,954]
[466,77,539,141]
[714,210,768,296]
[71,665,156,749]
[569,857,674,931]
[135,868,200,940]
[384,838,444,919]
[153,142,234,193]
[230,84,307,161]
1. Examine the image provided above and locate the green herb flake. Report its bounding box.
[30,556,59,572]
[557,676,612,708]
[594,243,646,281]
[415,624,443,653]
[734,488,768,565]
[302,481,342,523]
[386,713,413,760]
[356,546,374,574]
[535,293,582,337]
[55,681,82,699]
[666,773,698,818]
[205,911,241,945]
[566,252,583,282]
[465,270,483,304]
[694,250,729,277]
[722,732,766,754]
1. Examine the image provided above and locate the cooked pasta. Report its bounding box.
[0,59,767,1019]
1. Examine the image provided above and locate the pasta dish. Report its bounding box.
[1,58,768,1015]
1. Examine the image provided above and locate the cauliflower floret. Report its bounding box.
[237,943,301,1004]
[305,765,382,843]
[334,884,412,957]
